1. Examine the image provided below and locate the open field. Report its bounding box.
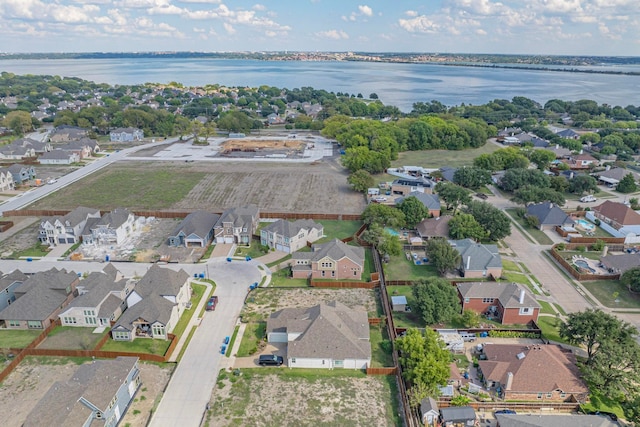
[207,368,401,427]
[391,143,501,168]
[29,161,365,214]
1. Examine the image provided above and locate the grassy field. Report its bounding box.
[369,325,394,368]
[505,208,554,245]
[501,259,521,272]
[0,330,41,349]
[580,279,640,309]
[236,322,266,357]
[500,271,529,284]
[391,143,501,168]
[383,253,439,281]
[268,268,308,287]
[317,220,363,242]
[38,326,109,350]
[386,285,424,328]
[580,391,626,419]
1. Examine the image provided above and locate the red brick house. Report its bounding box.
[291,239,365,280]
[457,282,540,325]
[478,344,589,402]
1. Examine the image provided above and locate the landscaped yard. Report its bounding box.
[0,329,41,349]
[537,316,566,344]
[236,322,266,357]
[501,259,521,272]
[235,240,268,259]
[558,250,606,261]
[500,271,529,284]
[391,143,501,168]
[580,279,640,309]
[207,368,401,427]
[369,325,394,368]
[268,268,308,287]
[505,208,554,245]
[383,253,439,281]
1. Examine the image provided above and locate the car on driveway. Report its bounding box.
[258,354,284,366]
[206,295,218,311]
[494,409,516,415]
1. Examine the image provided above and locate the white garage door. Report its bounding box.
[268,332,288,343]
[276,244,284,252]
[224,237,234,244]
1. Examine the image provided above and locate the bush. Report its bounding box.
[488,330,540,339]
[576,245,586,252]
[556,243,566,251]
[594,218,601,226]
[591,239,605,252]
[515,207,526,218]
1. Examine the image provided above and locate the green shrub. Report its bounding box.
[556,243,566,251]
[594,218,601,226]
[488,330,539,339]
[576,245,586,252]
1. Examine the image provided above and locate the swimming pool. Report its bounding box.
[575,219,595,231]
[574,259,596,273]
[384,227,399,236]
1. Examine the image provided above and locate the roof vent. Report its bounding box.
[516,352,526,360]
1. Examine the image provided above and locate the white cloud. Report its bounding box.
[315,29,349,39]
[223,22,236,34]
[398,16,440,33]
[180,0,222,3]
[148,4,185,15]
[193,27,206,33]
[405,10,418,17]
[358,5,373,17]
[253,4,266,11]
[265,30,277,37]
[114,0,169,8]
[476,29,487,35]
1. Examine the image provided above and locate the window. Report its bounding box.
[519,307,531,315]
[560,393,566,398]
[85,317,97,325]
[113,331,129,340]
[27,321,42,329]
[321,271,325,277]
[537,393,543,399]
[95,411,102,419]
[464,298,470,303]
[64,317,77,324]
[482,298,494,303]
[320,262,332,268]
[331,271,335,277]
[546,393,552,398]
[9,320,20,327]
[353,270,357,276]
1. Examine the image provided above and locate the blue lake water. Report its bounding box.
[1,58,639,111]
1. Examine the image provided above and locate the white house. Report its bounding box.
[39,206,101,245]
[82,208,140,246]
[110,127,144,142]
[588,200,640,244]
[38,149,80,165]
[260,219,324,253]
[0,168,15,192]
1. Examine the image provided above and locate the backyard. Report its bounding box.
[580,279,640,309]
[382,253,439,282]
[391,143,501,169]
[0,329,41,349]
[206,368,401,427]
[38,326,110,350]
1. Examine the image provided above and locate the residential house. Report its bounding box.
[457,282,540,325]
[0,270,28,312]
[439,407,476,427]
[7,164,36,185]
[0,268,79,329]
[59,266,134,328]
[213,205,260,244]
[267,301,371,369]
[48,125,88,142]
[39,206,101,245]
[592,167,633,187]
[0,167,15,191]
[390,176,436,195]
[545,144,572,159]
[530,137,549,148]
[439,166,458,182]
[420,398,439,426]
[110,127,144,142]
[497,127,521,138]
[394,191,441,218]
[525,202,574,231]
[291,239,365,280]
[38,149,80,165]
[260,219,324,253]
[477,344,589,402]
[556,128,580,139]
[83,208,140,246]
[56,138,100,158]
[588,200,640,243]
[600,253,640,274]
[495,414,618,427]
[416,216,452,240]
[112,265,191,341]
[168,211,220,248]
[451,239,503,278]
[565,153,598,170]
[0,144,35,160]
[23,356,141,427]
[12,137,52,154]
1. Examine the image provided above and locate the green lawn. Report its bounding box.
[363,248,374,280]
[505,208,554,245]
[537,300,556,315]
[0,329,41,349]
[557,250,604,261]
[391,143,501,168]
[383,253,439,281]
[236,322,266,357]
[265,254,292,268]
[235,240,268,259]
[13,242,51,258]
[369,325,394,367]
[501,259,521,272]
[317,220,363,242]
[500,271,529,284]
[268,268,308,287]
[31,166,206,210]
[101,337,172,355]
[39,326,109,350]
[580,279,640,309]
[537,316,567,344]
[580,390,626,419]
[226,325,240,358]
[386,286,424,328]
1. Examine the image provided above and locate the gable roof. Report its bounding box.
[600,253,640,274]
[593,167,630,182]
[23,357,138,427]
[395,191,441,210]
[216,205,259,228]
[457,282,540,309]
[593,200,640,226]
[262,218,323,239]
[93,208,133,229]
[268,301,371,360]
[495,414,617,427]
[479,344,588,395]
[115,293,175,330]
[293,239,365,266]
[171,210,220,239]
[440,406,476,422]
[0,269,28,290]
[416,216,452,238]
[452,239,502,271]
[526,202,574,227]
[134,265,189,298]
[60,271,127,312]
[420,397,438,416]
[39,150,75,160]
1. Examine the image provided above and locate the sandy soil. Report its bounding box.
[0,358,172,427]
[207,372,398,427]
[221,139,306,152]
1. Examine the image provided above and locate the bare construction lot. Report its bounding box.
[29,160,365,214]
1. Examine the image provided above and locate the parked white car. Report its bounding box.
[580,195,596,203]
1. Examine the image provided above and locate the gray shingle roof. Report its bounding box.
[62,271,126,311]
[262,219,323,239]
[495,414,617,427]
[94,208,133,230]
[39,150,74,160]
[134,265,189,298]
[452,239,502,271]
[600,253,640,274]
[457,282,540,310]
[304,239,365,266]
[0,269,28,290]
[114,293,175,330]
[395,191,441,210]
[416,216,452,238]
[171,210,220,240]
[440,406,476,422]
[526,202,574,227]
[216,205,259,228]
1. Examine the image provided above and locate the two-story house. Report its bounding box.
[0,167,15,191]
[260,219,324,253]
[214,205,260,245]
[390,176,436,196]
[457,282,540,325]
[39,206,101,245]
[7,164,36,185]
[82,208,139,246]
[291,239,365,280]
[168,211,220,248]
[110,127,144,142]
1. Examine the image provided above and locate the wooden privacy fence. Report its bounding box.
[310,280,377,289]
[554,226,625,244]
[550,244,621,281]
[366,367,397,375]
[437,400,580,413]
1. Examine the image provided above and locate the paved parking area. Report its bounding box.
[233,342,287,368]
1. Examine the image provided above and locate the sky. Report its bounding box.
[1,0,639,56]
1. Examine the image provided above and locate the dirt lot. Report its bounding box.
[207,370,400,427]
[0,357,172,427]
[29,160,365,214]
[221,138,306,153]
[241,288,379,322]
[0,217,41,257]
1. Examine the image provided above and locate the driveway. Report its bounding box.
[233,342,287,368]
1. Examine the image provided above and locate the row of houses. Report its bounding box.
[0,164,37,191]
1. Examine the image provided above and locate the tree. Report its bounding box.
[453,166,492,190]
[549,175,569,193]
[559,308,636,365]
[216,110,254,133]
[617,173,638,193]
[499,168,550,192]
[426,239,461,275]
[361,203,405,228]
[412,278,461,325]
[568,174,598,195]
[529,149,556,170]
[448,213,487,241]
[3,110,32,135]
[460,309,481,328]
[621,267,640,293]
[347,170,374,193]
[583,338,640,399]
[464,201,511,241]
[378,232,402,257]
[512,186,565,206]
[435,182,471,214]
[450,395,472,406]
[396,328,451,403]
[397,196,430,228]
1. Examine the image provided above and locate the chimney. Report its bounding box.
[603,246,609,257]
[579,149,583,154]
[466,256,471,270]
[506,372,514,391]
[556,144,559,149]
[606,165,611,171]
[519,289,525,304]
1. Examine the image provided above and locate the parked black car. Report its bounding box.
[258,354,284,366]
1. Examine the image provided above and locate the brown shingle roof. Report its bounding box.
[416,216,452,238]
[593,200,640,226]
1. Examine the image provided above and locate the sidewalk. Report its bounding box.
[168,280,212,362]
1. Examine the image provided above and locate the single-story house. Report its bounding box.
[555,128,580,139]
[391,176,436,196]
[600,253,640,274]
[213,205,260,245]
[395,191,441,218]
[167,211,220,248]
[267,301,371,369]
[592,167,632,187]
[39,206,101,246]
[588,200,640,243]
[495,414,618,427]
[565,153,598,170]
[110,127,144,142]
[391,295,408,312]
[260,219,324,253]
[23,356,141,427]
[0,268,79,329]
[451,239,503,278]
[457,282,540,325]
[416,216,452,240]
[525,202,574,231]
[440,166,458,183]
[291,239,365,280]
[112,265,191,341]
[420,397,439,426]
[439,406,476,427]
[39,149,80,165]
[478,344,589,402]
